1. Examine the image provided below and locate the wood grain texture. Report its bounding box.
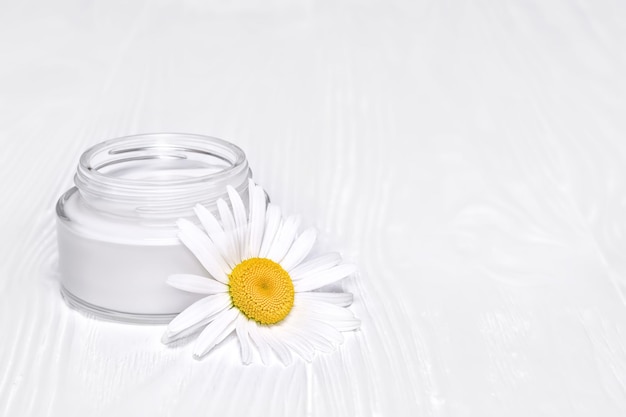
[1,0,626,415]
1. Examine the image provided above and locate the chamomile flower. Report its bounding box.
[162,180,360,364]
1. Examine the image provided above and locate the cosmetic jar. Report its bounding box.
[56,133,251,324]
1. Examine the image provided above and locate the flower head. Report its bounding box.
[162,180,360,364]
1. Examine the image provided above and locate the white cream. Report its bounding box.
[56,133,251,323]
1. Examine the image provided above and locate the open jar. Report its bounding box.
[56,133,252,324]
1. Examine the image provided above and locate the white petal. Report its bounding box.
[235,315,253,365]
[308,317,361,332]
[217,198,235,229]
[279,312,336,353]
[295,326,334,353]
[194,204,224,240]
[248,321,271,365]
[218,198,240,262]
[293,264,356,292]
[227,185,248,260]
[277,309,332,352]
[247,179,255,211]
[297,299,356,320]
[161,315,214,345]
[193,308,239,360]
[280,228,317,272]
[177,219,230,282]
[247,183,267,259]
[194,204,237,268]
[296,299,361,332]
[290,252,342,280]
[296,292,353,307]
[162,293,231,343]
[299,317,344,345]
[259,326,293,366]
[267,215,301,263]
[280,328,315,362]
[332,318,361,332]
[259,204,281,258]
[167,274,227,294]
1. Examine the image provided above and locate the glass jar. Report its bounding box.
[56,133,251,324]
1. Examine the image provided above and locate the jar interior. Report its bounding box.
[97,154,231,181]
[94,144,235,181]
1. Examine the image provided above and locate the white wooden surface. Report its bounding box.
[1,0,626,415]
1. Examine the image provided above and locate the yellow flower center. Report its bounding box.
[228,257,295,325]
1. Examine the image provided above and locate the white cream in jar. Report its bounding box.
[56,133,252,324]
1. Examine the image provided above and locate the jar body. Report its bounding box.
[56,133,251,324]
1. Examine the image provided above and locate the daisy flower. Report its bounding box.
[162,180,360,364]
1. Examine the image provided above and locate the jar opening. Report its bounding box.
[74,133,251,218]
[95,150,231,181]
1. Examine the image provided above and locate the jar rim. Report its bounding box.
[78,132,247,188]
[73,133,251,219]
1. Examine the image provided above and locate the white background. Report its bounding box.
[1,0,626,416]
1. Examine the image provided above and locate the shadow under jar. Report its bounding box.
[56,133,252,324]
